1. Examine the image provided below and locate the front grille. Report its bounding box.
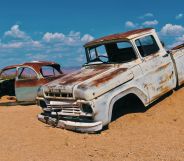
[46,104,82,116]
[44,102,93,118]
[44,91,73,100]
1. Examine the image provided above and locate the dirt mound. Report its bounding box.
[0,88,184,161]
[0,95,16,103]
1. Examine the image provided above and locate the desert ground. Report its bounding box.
[0,88,184,161]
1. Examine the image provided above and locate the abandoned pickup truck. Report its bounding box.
[0,61,63,103]
[37,28,184,132]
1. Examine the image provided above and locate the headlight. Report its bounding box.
[38,100,47,109]
[80,103,93,114]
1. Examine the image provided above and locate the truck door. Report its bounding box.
[135,35,176,103]
[15,67,41,102]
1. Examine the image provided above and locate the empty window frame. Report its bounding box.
[0,68,17,80]
[18,67,38,80]
[135,35,160,57]
[41,66,61,77]
[105,41,137,63]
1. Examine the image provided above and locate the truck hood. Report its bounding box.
[44,64,134,100]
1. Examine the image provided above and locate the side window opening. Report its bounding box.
[18,67,37,80]
[41,66,61,77]
[135,35,160,57]
[0,68,17,80]
[105,41,137,63]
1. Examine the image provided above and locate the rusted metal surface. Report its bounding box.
[15,76,62,88]
[74,67,133,100]
[84,28,153,47]
[155,62,171,72]
[21,61,62,74]
[1,61,62,74]
[90,68,127,87]
[46,65,112,87]
[0,61,63,103]
[171,43,184,50]
[37,28,184,133]
[1,65,19,71]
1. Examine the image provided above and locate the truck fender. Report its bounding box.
[108,87,148,123]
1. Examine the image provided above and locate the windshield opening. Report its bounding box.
[85,41,137,64]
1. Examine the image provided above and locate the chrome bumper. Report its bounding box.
[37,114,103,133]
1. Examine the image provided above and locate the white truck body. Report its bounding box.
[37,28,184,133]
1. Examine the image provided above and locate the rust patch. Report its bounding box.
[144,53,159,61]
[15,78,52,88]
[92,68,127,87]
[21,61,62,74]
[1,65,19,71]
[78,68,128,89]
[1,61,62,75]
[151,86,172,102]
[58,66,111,85]
[171,43,184,50]
[156,63,170,72]
[159,72,174,84]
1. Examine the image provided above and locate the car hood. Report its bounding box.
[43,64,134,100]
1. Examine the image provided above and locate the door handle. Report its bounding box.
[162,53,169,57]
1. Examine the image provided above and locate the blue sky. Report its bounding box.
[0,0,184,68]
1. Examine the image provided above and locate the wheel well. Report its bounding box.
[111,93,145,121]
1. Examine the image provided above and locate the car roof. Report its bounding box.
[1,61,61,73]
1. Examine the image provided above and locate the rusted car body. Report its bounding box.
[0,61,63,103]
[37,28,184,132]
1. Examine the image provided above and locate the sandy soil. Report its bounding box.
[0,88,184,161]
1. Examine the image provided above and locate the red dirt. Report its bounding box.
[0,88,184,161]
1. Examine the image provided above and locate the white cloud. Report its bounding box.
[167,35,184,49]
[175,13,183,20]
[68,31,80,37]
[177,35,184,42]
[76,54,85,63]
[42,31,94,46]
[30,40,42,48]
[0,26,95,68]
[139,13,154,19]
[160,24,184,36]
[0,42,23,49]
[142,20,159,26]
[26,53,49,60]
[125,21,136,28]
[4,25,29,39]
[168,42,180,49]
[81,34,94,42]
[43,32,65,42]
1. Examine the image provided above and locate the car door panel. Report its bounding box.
[135,35,176,103]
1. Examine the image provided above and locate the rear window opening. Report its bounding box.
[0,68,17,80]
[40,65,62,77]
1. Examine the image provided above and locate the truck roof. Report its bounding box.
[84,28,153,48]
